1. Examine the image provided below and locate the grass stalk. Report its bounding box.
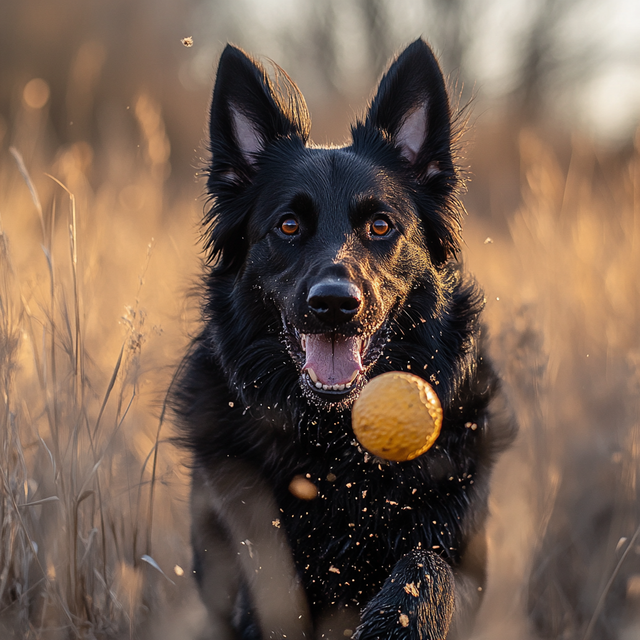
[582,524,640,640]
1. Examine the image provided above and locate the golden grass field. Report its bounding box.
[1,86,639,639]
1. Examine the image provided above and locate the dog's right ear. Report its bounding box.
[208,45,311,187]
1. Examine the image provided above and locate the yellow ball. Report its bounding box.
[352,372,443,462]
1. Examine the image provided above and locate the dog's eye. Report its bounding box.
[370,217,391,236]
[280,217,299,235]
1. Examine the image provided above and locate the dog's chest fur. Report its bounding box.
[183,313,497,615]
[273,430,479,612]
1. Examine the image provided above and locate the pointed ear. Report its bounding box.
[359,39,463,264]
[208,45,310,186]
[365,39,453,179]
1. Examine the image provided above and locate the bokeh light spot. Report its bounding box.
[23,78,50,109]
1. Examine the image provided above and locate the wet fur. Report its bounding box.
[173,39,517,640]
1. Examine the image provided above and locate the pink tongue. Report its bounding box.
[303,334,363,386]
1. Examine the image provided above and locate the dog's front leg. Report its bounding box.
[353,550,455,640]
[353,526,488,640]
[191,463,313,640]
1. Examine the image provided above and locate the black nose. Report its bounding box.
[307,279,362,325]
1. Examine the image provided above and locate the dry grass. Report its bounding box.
[1,93,639,639]
[0,97,200,639]
[467,130,640,640]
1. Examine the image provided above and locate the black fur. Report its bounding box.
[173,39,516,640]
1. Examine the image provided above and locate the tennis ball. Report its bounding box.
[352,372,443,462]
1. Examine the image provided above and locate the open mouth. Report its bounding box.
[282,319,388,403]
[301,333,368,395]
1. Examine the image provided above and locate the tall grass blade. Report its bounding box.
[9,146,45,242]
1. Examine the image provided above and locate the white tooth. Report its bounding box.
[307,368,318,383]
[345,382,351,389]
[301,335,307,351]
[337,384,345,391]
[322,384,329,390]
[332,384,340,391]
[315,381,322,389]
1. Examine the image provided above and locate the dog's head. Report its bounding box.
[204,40,465,409]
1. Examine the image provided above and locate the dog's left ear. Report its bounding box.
[365,39,453,178]
[361,39,462,262]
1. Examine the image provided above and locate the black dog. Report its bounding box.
[174,39,516,640]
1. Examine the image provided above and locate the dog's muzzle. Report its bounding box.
[307,279,362,326]
[280,276,389,405]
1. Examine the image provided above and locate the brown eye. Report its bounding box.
[280,217,299,235]
[371,217,390,236]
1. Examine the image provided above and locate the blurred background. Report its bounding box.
[1,0,639,638]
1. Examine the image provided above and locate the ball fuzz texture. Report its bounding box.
[352,372,443,461]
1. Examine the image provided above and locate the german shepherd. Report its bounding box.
[173,38,516,640]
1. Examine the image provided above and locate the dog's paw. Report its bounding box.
[353,550,454,640]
